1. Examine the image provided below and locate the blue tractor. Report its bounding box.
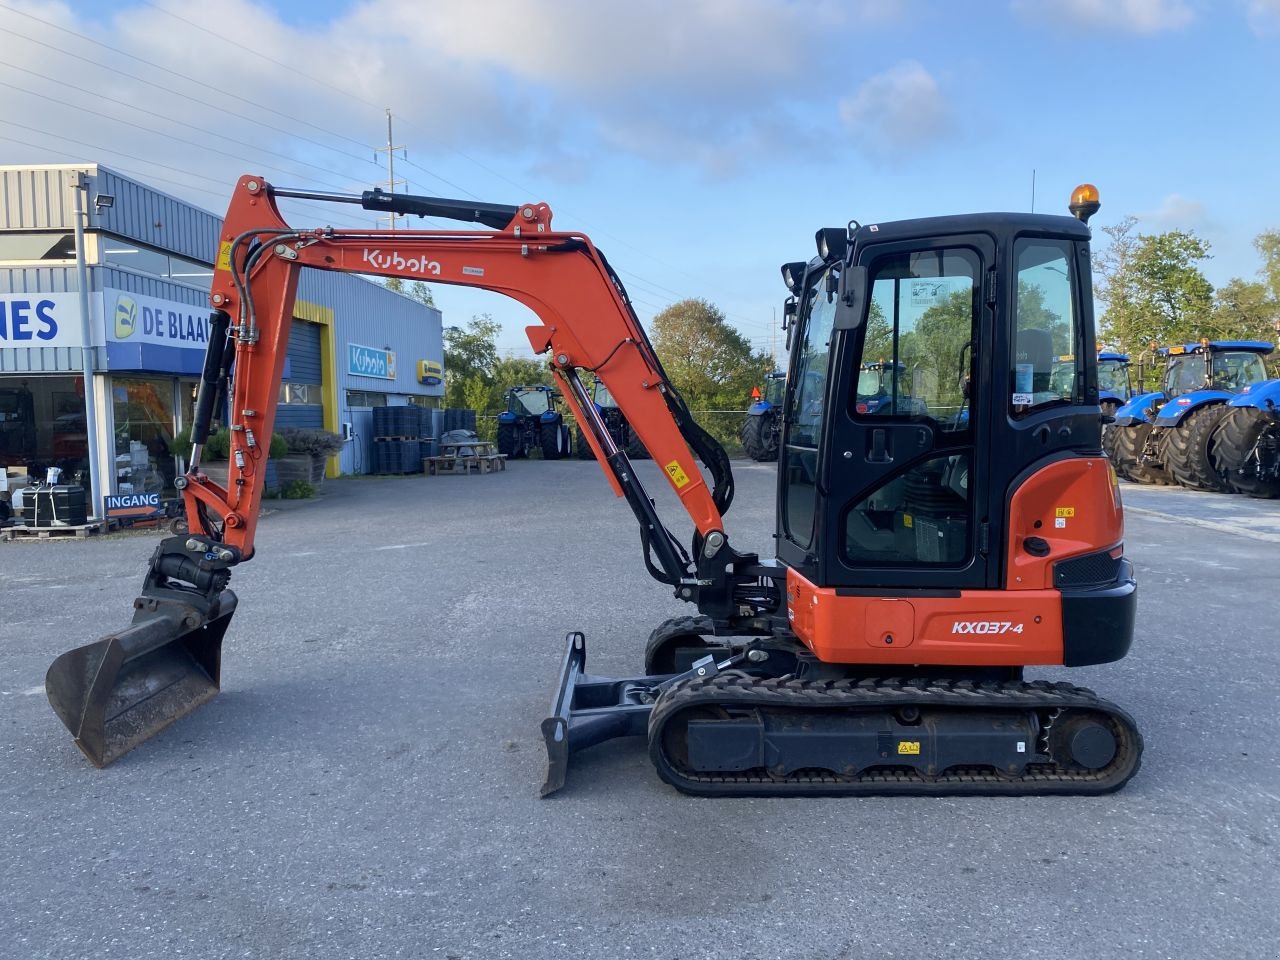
[574,378,650,460]
[1209,366,1280,498]
[1062,351,1132,462]
[1111,340,1275,491]
[496,385,571,460]
[740,371,785,462]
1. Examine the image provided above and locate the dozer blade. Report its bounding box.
[46,590,237,767]
[540,632,662,797]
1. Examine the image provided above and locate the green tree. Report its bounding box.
[442,315,501,408]
[1211,277,1277,342]
[1095,224,1214,352]
[650,298,773,446]
[385,277,436,307]
[1256,229,1280,302]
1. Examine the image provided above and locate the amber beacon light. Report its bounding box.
[1069,183,1101,223]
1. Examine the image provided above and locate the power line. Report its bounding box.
[0,68,365,192]
[0,2,381,167]
[0,120,378,229]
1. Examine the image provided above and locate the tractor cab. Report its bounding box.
[506,385,556,417]
[1096,351,1132,406]
[1161,341,1272,399]
[496,385,570,460]
[855,361,927,416]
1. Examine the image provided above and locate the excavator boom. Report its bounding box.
[45,176,764,768]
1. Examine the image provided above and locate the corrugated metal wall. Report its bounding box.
[0,265,93,373]
[0,166,77,230]
[0,165,221,262]
[278,320,324,429]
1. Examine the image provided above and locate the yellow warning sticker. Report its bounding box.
[1055,507,1076,518]
[664,460,691,489]
[216,241,233,272]
[897,741,921,755]
[903,513,913,528]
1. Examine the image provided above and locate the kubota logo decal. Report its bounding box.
[361,248,441,275]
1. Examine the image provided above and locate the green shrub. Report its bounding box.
[278,428,343,457]
[204,427,231,459]
[171,426,288,460]
[280,480,315,499]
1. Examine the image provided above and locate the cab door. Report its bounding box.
[818,235,997,590]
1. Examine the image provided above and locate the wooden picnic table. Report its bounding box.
[425,440,507,475]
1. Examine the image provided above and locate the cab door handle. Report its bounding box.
[868,428,890,463]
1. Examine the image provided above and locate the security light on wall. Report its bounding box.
[93,194,115,210]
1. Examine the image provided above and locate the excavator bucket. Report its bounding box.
[45,591,237,767]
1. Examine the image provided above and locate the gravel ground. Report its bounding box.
[1,461,1277,960]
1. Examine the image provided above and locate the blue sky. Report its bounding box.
[2,0,1277,358]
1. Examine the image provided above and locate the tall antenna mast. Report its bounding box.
[374,107,406,230]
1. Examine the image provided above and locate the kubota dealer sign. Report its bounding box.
[0,293,87,348]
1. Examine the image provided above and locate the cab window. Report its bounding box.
[1011,239,1080,416]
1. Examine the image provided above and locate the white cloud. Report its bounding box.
[0,0,914,195]
[1247,0,1280,35]
[1137,193,1209,229]
[837,61,951,156]
[1012,0,1196,33]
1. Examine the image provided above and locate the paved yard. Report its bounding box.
[1,461,1277,959]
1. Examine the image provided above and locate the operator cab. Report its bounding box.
[777,206,1100,590]
[1159,341,1273,397]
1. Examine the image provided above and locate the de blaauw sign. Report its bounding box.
[105,288,211,350]
[347,343,397,380]
[0,293,87,349]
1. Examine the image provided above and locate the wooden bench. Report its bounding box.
[423,453,507,475]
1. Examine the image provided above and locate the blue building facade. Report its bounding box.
[0,164,444,514]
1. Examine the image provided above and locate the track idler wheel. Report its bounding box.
[1048,714,1118,770]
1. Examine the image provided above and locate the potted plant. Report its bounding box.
[277,428,344,485]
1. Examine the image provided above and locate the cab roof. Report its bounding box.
[852,212,1090,246]
[1098,351,1130,363]
[1157,341,1274,357]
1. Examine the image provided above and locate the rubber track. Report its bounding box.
[648,673,1143,797]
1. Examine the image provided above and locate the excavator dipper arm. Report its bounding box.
[45,176,774,770]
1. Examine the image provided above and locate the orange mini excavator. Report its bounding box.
[46,179,1142,796]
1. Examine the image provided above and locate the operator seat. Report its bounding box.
[1015,327,1055,395]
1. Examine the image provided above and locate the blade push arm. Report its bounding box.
[183,176,760,617]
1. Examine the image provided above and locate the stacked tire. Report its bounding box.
[371,406,427,474]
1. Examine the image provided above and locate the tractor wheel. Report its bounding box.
[644,616,717,675]
[624,429,650,460]
[540,419,565,460]
[575,426,596,460]
[1163,405,1230,492]
[1100,401,1120,464]
[741,412,778,462]
[496,422,519,458]
[1113,422,1171,485]
[1210,406,1280,498]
